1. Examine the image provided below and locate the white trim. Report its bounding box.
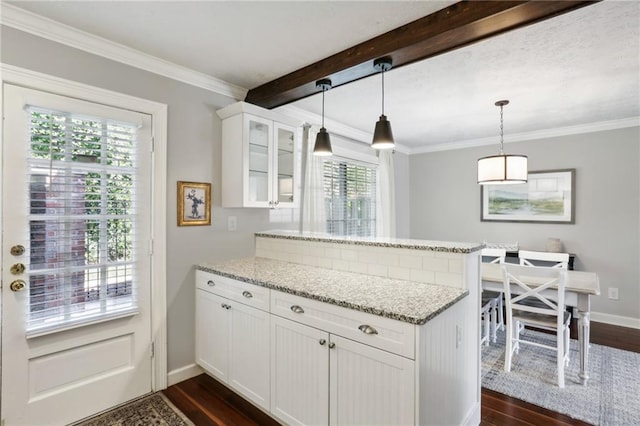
[591,312,640,330]
[1,63,169,390]
[167,364,204,387]
[0,3,247,101]
[409,117,640,154]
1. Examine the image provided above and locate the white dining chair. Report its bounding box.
[482,248,506,341]
[502,263,571,388]
[518,250,569,269]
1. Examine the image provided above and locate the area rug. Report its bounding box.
[74,392,194,426]
[482,328,640,425]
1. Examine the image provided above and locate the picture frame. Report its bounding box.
[177,181,211,226]
[481,169,575,224]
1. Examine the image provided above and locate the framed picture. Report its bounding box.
[177,181,211,226]
[481,169,575,223]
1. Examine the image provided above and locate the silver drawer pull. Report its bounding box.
[290,305,304,314]
[207,280,215,287]
[358,324,378,335]
[242,290,253,298]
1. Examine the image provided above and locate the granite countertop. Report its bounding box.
[197,257,468,325]
[256,230,483,254]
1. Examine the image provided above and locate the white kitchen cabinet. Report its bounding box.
[217,102,299,208]
[195,271,270,411]
[270,296,415,426]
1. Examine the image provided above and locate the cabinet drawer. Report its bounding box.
[196,270,269,311]
[271,291,415,359]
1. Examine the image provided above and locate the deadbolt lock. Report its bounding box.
[10,279,26,292]
[10,245,25,256]
[10,263,26,275]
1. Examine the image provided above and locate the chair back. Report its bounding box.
[482,248,506,264]
[502,264,567,327]
[518,249,569,269]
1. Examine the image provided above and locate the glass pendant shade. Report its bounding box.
[372,115,394,150]
[313,127,333,157]
[477,154,528,184]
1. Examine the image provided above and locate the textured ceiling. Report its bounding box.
[6,1,639,152]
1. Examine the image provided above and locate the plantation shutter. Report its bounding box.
[323,160,377,237]
[25,105,145,336]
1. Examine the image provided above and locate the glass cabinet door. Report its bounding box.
[247,117,271,205]
[274,124,296,206]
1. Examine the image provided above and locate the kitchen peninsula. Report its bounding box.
[196,231,483,426]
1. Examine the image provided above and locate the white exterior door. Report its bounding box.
[1,84,153,425]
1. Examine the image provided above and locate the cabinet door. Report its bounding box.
[195,289,229,382]
[228,300,271,411]
[244,114,273,207]
[273,123,297,208]
[329,335,415,426]
[271,316,329,426]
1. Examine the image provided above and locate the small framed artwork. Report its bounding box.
[177,181,211,226]
[481,169,575,223]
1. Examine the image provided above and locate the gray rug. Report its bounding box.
[482,328,640,425]
[74,393,194,426]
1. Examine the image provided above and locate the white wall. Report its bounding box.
[0,26,300,372]
[409,127,640,324]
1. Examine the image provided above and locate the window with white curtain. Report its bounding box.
[323,159,377,237]
[26,106,141,335]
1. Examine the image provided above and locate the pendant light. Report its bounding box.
[371,57,395,150]
[313,79,333,156]
[477,100,528,185]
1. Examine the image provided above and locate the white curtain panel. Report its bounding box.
[376,150,396,238]
[301,126,327,233]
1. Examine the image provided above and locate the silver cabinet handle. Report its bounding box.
[242,290,253,298]
[207,280,215,287]
[358,324,378,335]
[319,339,326,346]
[328,342,336,349]
[290,305,304,314]
[221,303,231,310]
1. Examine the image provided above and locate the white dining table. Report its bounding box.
[481,262,601,385]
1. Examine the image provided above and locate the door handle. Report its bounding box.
[10,263,26,275]
[10,279,26,292]
[10,245,25,256]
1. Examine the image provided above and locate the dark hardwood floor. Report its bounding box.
[164,322,640,426]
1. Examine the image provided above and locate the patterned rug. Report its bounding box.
[74,393,194,426]
[482,328,640,425]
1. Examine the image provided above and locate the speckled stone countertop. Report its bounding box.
[197,257,468,325]
[256,230,483,254]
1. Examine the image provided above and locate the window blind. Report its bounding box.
[25,107,140,336]
[323,160,377,237]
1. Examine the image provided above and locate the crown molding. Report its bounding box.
[409,117,640,155]
[0,3,247,100]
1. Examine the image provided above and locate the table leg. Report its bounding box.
[576,309,590,385]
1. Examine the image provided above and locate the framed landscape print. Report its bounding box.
[481,169,575,223]
[177,181,211,226]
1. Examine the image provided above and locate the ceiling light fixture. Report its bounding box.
[371,57,395,150]
[313,79,333,156]
[477,100,528,185]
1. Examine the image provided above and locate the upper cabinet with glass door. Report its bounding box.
[217,102,300,208]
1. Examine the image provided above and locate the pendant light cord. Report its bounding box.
[381,68,385,116]
[499,103,504,155]
[321,87,325,128]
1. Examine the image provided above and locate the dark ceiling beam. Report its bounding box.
[245,0,597,109]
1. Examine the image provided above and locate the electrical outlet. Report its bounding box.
[227,216,237,232]
[608,287,619,300]
[456,325,463,348]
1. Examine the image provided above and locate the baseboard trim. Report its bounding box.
[167,363,204,387]
[591,311,640,329]
[462,401,481,426]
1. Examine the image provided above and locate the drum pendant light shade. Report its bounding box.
[477,100,528,185]
[372,58,395,150]
[313,79,333,156]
